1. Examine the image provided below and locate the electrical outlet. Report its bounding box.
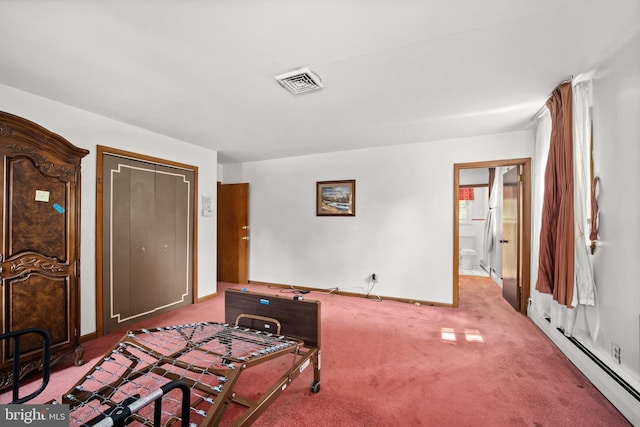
[612,343,621,364]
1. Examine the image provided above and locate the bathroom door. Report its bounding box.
[501,167,520,311]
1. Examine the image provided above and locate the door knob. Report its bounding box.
[500,239,509,243]
[242,236,249,240]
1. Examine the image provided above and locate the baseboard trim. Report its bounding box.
[80,332,98,343]
[530,312,640,425]
[196,291,218,303]
[247,280,453,308]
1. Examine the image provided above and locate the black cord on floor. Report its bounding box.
[276,285,310,295]
[365,278,382,302]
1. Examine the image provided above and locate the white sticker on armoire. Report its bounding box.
[35,190,50,202]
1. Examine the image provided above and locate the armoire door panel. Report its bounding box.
[7,275,69,353]
[8,157,68,260]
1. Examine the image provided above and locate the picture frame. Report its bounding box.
[316,180,356,216]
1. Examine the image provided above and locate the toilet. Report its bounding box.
[459,234,476,269]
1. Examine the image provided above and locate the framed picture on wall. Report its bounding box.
[316,180,356,216]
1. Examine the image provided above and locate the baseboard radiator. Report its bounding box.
[563,330,640,403]
[546,315,640,403]
[531,314,640,424]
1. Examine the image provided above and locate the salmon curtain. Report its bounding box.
[535,82,575,307]
[459,187,475,200]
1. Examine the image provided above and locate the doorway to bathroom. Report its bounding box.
[458,179,491,278]
[453,158,531,314]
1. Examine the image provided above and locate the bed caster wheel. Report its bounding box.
[310,380,320,393]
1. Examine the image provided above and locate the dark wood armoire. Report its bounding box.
[0,111,88,389]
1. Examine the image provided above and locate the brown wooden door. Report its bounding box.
[100,152,195,334]
[501,166,520,311]
[0,112,87,386]
[217,183,249,284]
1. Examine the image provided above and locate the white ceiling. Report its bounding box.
[1,1,639,163]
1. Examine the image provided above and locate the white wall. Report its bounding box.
[459,168,489,186]
[529,31,640,423]
[0,84,219,336]
[225,130,533,304]
[590,29,640,382]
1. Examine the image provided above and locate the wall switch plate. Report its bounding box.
[201,196,213,217]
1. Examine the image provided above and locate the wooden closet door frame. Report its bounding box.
[95,146,198,337]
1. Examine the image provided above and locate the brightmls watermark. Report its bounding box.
[0,404,69,426]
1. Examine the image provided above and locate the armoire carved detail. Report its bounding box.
[3,143,76,181]
[8,253,67,277]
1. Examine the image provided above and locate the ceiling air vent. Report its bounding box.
[275,66,323,94]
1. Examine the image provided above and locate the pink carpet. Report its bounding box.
[1,277,631,426]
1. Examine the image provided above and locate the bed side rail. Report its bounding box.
[85,380,191,427]
[0,327,51,403]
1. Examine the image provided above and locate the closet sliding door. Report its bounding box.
[99,148,196,335]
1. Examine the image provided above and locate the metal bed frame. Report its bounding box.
[1,327,193,427]
[0,327,51,404]
[63,288,321,426]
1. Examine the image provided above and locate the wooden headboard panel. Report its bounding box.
[225,289,321,349]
